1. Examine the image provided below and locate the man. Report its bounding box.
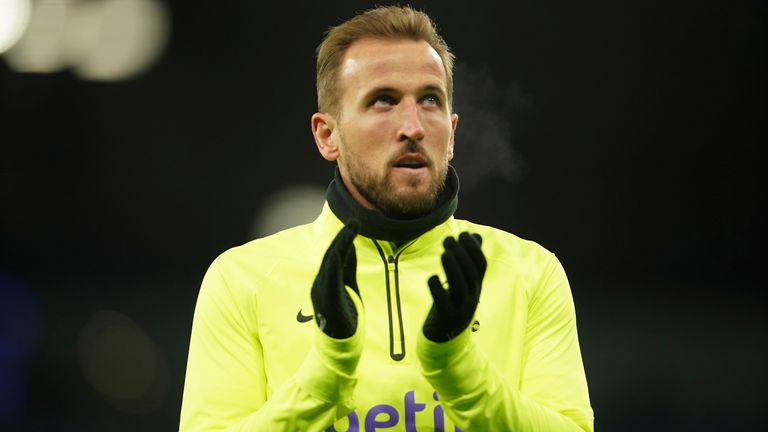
[180,6,593,431]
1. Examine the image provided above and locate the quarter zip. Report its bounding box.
[372,239,416,361]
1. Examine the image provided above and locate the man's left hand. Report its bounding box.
[423,232,487,342]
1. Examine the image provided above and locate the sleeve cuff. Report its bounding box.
[417,326,485,401]
[295,287,365,407]
[417,326,471,369]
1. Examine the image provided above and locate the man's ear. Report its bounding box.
[311,112,339,161]
[448,112,459,161]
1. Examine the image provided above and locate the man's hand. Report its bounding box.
[311,219,360,339]
[423,232,486,342]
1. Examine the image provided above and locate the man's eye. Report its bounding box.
[372,95,396,106]
[422,95,441,106]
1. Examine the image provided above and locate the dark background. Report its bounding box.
[1,0,765,430]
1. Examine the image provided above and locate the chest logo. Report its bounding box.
[296,309,314,323]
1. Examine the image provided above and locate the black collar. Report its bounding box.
[326,166,459,242]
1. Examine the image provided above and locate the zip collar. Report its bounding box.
[326,166,459,243]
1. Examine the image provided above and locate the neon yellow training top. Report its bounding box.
[180,169,593,431]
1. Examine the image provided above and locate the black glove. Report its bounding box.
[311,219,360,339]
[423,232,486,342]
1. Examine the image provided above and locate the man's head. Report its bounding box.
[315,6,455,117]
[311,6,459,219]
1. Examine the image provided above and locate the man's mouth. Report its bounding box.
[392,153,428,170]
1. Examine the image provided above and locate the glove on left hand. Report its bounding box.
[423,232,486,342]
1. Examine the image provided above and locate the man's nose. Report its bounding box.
[397,100,425,142]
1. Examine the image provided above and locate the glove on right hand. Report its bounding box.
[311,219,360,339]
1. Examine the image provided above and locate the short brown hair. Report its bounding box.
[315,6,455,116]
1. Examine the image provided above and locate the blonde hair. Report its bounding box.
[315,6,455,116]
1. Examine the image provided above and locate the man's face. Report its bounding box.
[329,38,458,218]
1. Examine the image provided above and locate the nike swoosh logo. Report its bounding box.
[296,309,314,323]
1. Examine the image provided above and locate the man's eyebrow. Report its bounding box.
[421,85,446,95]
[361,84,446,100]
[362,86,400,99]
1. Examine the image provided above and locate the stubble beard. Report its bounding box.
[340,138,449,219]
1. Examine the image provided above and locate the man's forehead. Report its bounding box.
[339,38,446,83]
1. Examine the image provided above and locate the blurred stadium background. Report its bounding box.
[1,0,765,430]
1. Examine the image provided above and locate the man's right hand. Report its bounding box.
[311,219,360,339]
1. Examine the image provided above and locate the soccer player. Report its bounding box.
[180,6,593,431]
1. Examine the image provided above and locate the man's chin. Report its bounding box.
[392,184,434,201]
[380,190,438,219]
[350,172,443,218]
[389,172,432,191]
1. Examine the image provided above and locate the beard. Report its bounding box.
[339,136,449,219]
